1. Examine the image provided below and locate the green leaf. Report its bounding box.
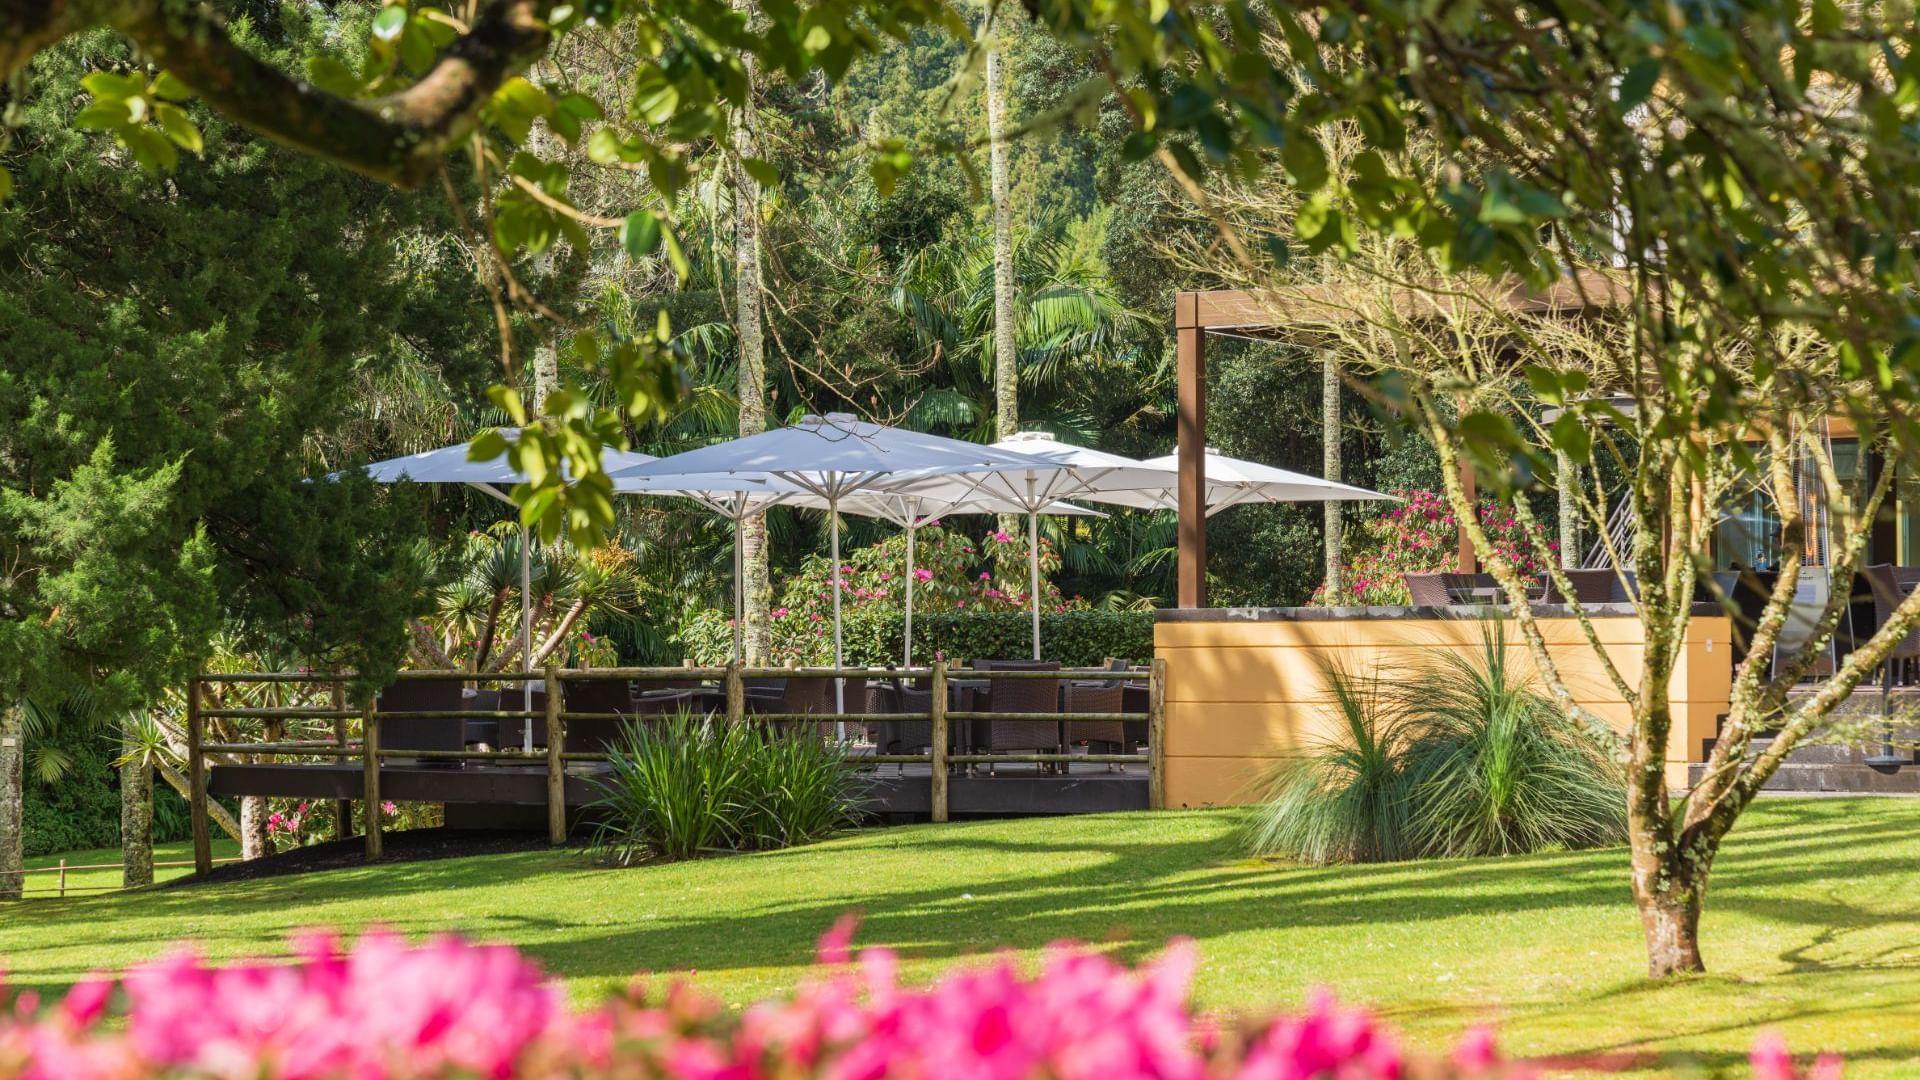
[619,210,661,258]
[1615,58,1662,116]
[468,429,510,462]
[154,103,203,154]
[487,384,529,426]
[0,167,12,203]
[81,71,146,101]
[73,102,132,131]
[120,125,179,175]
[661,225,691,281]
[1524,365,1564,404]
[1282,131,1327,191]
[741,156,780,188]
[1549,412,1592,461]
[371,4,409,42]
[306,56,364,96]
[150,72,193,102]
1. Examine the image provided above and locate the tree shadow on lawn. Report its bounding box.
[7,801,1915,1011]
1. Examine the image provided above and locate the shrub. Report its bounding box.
[1238,665,1415,865]
[1399,634,1628,857]
[589,712,862,864]
[0,926,1832,1080]
[1244,623,1626,863]
[681,606,1154,668]
[22,726,192,857]
[1311,490,1557,606]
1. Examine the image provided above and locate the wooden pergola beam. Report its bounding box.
[1171,274,1630,607]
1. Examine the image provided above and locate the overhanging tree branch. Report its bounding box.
[5,0,552,190]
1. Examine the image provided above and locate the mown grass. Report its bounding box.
[17,838,241,899]
[4,799,1918,1076]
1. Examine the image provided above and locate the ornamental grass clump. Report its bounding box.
[588,710,862,864]
[1243,624,1627,864]
[1238,666,1416,865]
[0,924,1831,1080]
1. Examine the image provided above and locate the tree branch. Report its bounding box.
[94,0,551,190]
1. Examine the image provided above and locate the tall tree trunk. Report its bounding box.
[120,717,154,889]
[1637,879,1706,976]
[240,796,269,860]
[532,338,558,414]
[732,0,772,664]
[1322,351,1343,597]
[1557,450,1581,568]
[986,26,1017,441]
[0,699,22,900]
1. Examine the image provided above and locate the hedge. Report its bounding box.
[23,725,192,857]
[680,608,1155,668]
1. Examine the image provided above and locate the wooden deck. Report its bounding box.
[208,758,1149,821]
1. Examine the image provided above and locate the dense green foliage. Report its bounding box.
[1242,628,1626,865]
[588,712,863,864]
[21,725,189,857]
[0,10,483,711]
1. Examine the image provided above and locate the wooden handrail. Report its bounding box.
[184,656,1172,840]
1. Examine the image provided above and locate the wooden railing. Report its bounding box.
[185,659,1168,874]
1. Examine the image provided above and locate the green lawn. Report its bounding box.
[4,799,1918,1076]
[18,838,241,899]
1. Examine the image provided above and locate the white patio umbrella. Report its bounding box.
[607,414,1061,715]
[344,432,657,751]
[611,479,1099,667]
[1135,446,1395,514]
[887,432,1177,659]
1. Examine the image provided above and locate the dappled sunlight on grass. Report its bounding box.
[4,798,1919,1076]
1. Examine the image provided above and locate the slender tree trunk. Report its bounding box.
[532,338,558,414]
[240,796,269,860]
[1322,351,1343,597]
[120,718,153,888]
[986,26,1017,442]
[0,699,22,900]
[732,2,772,664]
[1558,450,1581,568]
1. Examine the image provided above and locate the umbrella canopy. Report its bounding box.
[345,433,657,750]
[608,415,1063,714]
[1136,447,1394,514]
[884,432,1175,659]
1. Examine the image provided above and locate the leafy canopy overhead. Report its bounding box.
[4,0,1915,541]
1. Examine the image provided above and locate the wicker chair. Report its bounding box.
[1066,658,1128,753]
[1402,572,1501,606]
[969,660,1062,769]
[1542,568,1617,605]
[555,679,637,754]
[374,678,467,764]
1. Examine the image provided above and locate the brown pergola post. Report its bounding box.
[1175,294,1208,608]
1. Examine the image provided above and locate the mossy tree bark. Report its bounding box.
[0,700,21,900]
[986,26,1017,442]
[731,0,771,665]
[1321,351,1342,596]
[119,715,153,888]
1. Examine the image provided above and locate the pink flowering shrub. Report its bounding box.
[681,524,1083,665]
[0,924,1835,1080]
[1312,491,1557,607]
[263,800,412,854]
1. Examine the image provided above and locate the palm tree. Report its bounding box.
[890,222,1150,442]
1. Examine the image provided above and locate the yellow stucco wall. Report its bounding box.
[1153,612,1733,807]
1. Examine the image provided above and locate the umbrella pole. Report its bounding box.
[830,494,846,736]
[733,513,744,664]
[1028,508,1042,661]
[904,516,915,669]
[521,525,533,753]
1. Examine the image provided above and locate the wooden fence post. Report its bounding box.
[725,661,744,726]
[57,858,66,899]
[1148,657,1168,811]
[362,696,382,861]
[331,682,352,840]
[546,663,566,846]
[187,677,212,876]
[930,660,949,823]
